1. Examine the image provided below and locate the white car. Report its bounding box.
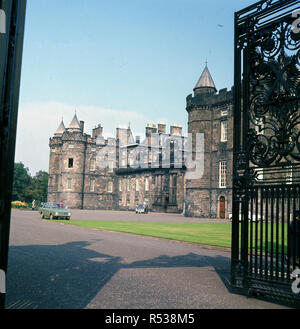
[135,204,148,214]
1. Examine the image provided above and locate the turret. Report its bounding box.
[67,113,82,133]
[193,63,217,96]
[54,119,66,136]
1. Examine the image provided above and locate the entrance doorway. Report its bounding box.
[219,196,225,219]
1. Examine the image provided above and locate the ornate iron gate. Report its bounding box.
[0,0,26,308]
[232,0,300,302]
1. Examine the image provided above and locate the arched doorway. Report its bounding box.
[219,196,225,219]
[164,195,169,213]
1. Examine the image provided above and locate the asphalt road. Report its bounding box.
[5,209,292,309]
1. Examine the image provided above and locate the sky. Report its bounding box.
[15,0,256,175]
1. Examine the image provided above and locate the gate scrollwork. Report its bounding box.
[247,19,300,167]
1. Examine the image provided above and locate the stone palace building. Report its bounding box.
[48,64,234,218]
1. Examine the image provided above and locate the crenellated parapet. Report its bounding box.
[186,86,234,113]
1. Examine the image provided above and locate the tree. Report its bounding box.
[12,162,31,201]
[12,163,49,203]
[27,171,49,203]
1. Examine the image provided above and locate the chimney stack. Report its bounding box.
[170,124,182,136]
[92,124,103,139]
[146,123,157,146]
[157,123,166,134]
[80,121,85,134]
[117,127,131,146]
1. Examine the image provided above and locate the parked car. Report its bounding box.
[229,211,262,222]
[40,202,71,220]
[136,204,148,214]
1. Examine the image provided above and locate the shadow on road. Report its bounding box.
[5,240,295,309]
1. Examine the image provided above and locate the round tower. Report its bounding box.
[48,113,88,209]
[185,64,217,218]
[59,113,87,209]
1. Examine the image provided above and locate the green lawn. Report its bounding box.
[55,220,291,251]
[58,221,233,248]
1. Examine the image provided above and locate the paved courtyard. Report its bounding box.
[67,209,230,223]
[5,209,294,309]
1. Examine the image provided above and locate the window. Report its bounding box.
[68,158,74,168]
[129,156,134,167]
[108,181,113,193]
[108,161,114,173]
[221,120,228,142]
[121,159,127,168]
[127,179,131,192]
[145,177,150,192]
[170,174,177,204]
[90,158,96,171]
[67,178,72,190]
[119,180,122,192]
[90,179,95,192]
[219,161,227,188]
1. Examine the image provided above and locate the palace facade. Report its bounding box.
[48,65,234,218]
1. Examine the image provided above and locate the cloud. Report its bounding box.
[15,101,151,175]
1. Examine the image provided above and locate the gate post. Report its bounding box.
[0,0,26,309]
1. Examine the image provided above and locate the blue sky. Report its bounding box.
[16,0,256,174]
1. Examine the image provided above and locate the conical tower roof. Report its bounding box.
[194,64,217,91]
[68,113,81,130]
[54,119,66,136]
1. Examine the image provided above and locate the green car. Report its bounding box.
[39,202,71,220]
